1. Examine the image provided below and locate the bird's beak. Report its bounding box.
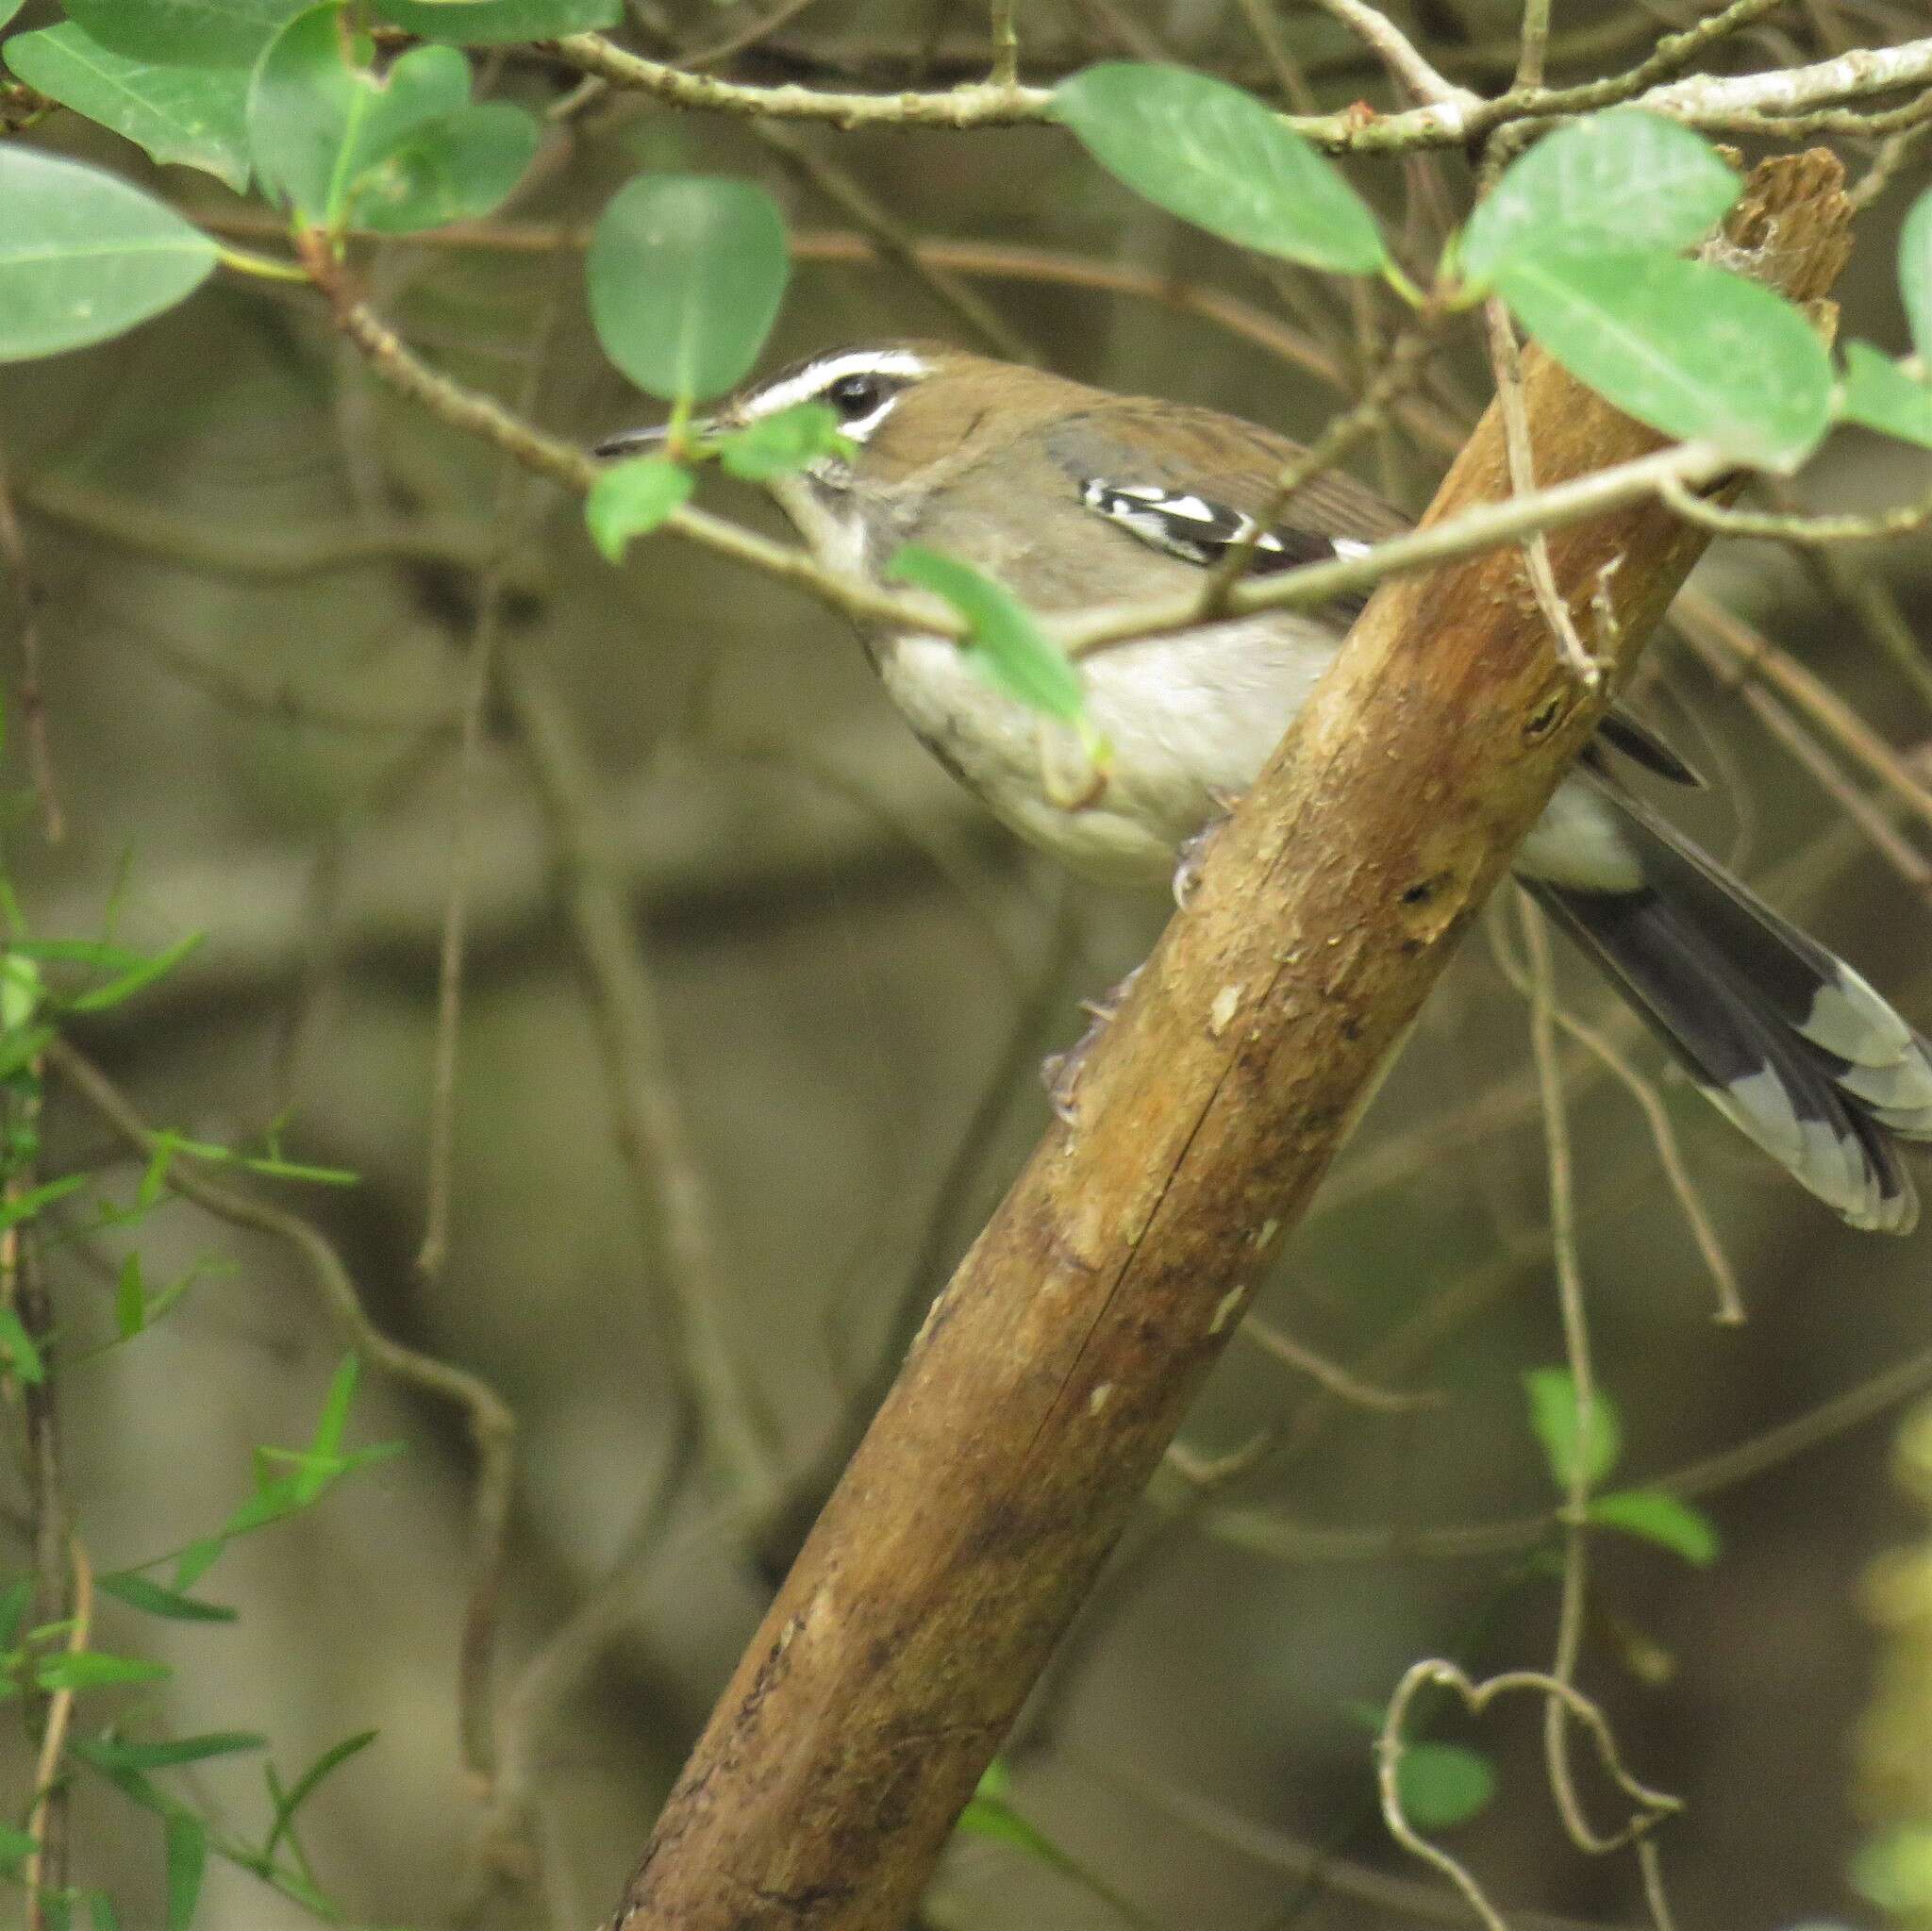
[594,423,670,458]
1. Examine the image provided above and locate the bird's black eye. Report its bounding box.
[825,373,886,421]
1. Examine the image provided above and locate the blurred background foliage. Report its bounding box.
[3,0,1932,1926]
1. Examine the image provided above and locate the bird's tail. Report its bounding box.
[1526,780,1932,1234]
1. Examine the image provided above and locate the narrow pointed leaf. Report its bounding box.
[1495,242,1831,470]
[1052,63,1386,275]
[96,1572,238,1623]
[0,149,217,362]
[4,25,253,191]
[1588,1487,1720,1565]
[888,545,1090,728]
[588,175,790,403]
[1459,109,1737,290]
[163,1811,206,1931]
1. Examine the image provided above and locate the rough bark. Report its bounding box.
[608,152,1854,1931]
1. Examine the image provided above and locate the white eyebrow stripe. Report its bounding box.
[740,348,929,423]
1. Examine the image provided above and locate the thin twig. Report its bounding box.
[1306,0,1478,106]
[0,441,64,841]
[500,655,782,1511]
[24,1540,89,1931]
[1237,1312,1440,1411]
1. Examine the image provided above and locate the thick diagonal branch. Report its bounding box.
[609,151,1854,1931]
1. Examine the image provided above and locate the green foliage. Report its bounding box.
[1491,244,1833,470]
[586,458,695,562]
[1524,1367,1623,1490]
[710,402,854,480]
[1051,63,1387,275]
[1394,1741,1497,1830]
[958,1761,1158,1931]
[95,1573,238,1623]
[0,148,217,363]
[1457,111,1738,288]
[2,25,253,191]
[1587,1488,1721,1565]
[1839,340,1932,451]
[1901,186,1932,364]
[588,175,791,404]
[248,4,535,234]
[374,0,621,42]
[888,545,1093,734]
[1853,1823,1932,1915]
[62,0,308,66]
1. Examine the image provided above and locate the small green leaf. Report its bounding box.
[248,5,475,230]
[1588,1487,1719,1565]
[1394,1742,1497,1831]
[0,149,218,363]
[86,1731,266,1771]
[0,1303,45,1385]
[0,1819,38,1873]
[89,1893,123,1931]
[163,1811,205,1931]
[1495,242,1832,471]
[1459,110,1737,290]
[1524,1366,1622,1490]
[1901,187,1932,365]
[1840,341,1932,452]
[1052,63,1386,275]
[63,0,308,65]
[3,25,253,191]
[96,1572,238,1623]
[586,457,694,561]
[1854,1824,1932,1915]
[0,0,24,29]
[711,401,853,480]
[373,0,620,42]
[36,1650,173,1692]
[887,545,1090,728]
[347,98,540,233]
[588,175,791,403]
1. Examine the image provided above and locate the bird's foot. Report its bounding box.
[1172,792,1243,910]
[1041,966,1143,1124]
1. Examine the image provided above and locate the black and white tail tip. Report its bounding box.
[1534,788,1932,1235]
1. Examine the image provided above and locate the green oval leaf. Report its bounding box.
[1839,341,1932,452]
[1459,109,1738,291]
[373,0,620,42]
[1524,1366,1622,1490]
[62,0,308,66]
[1395,1743,1497,1831]
[1494,243,1832,471]
[888,545,1092,733]
[1051,63,1386,275]
[0,148,217,362]
[586,457,693,560]
[249,5,518,233]
[4,25,253,191]
[1902,186,1932,366]
[1587,1487,1720,1565]
[351,99,540,233]
[587,175,790,404]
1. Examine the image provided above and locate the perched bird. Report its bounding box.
[600,341,1932,1232]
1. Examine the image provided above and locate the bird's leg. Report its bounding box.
[1172,790,1244,909]
[1041,965,1143,1124]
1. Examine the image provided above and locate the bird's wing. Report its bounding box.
[1046,399,1703,789]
